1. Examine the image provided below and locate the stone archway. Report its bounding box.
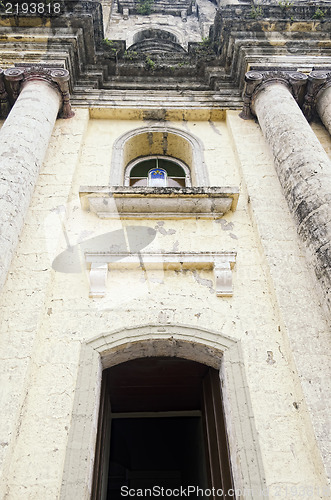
[110,125,210,187]
[60,324,266,500]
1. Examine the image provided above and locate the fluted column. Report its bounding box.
[0,66,74,290]
[241,70,331,315]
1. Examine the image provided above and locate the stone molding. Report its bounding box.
[79,186,239,219]
[240,70,308,120]
[1,3,331,102]
[303,69,331,121]
[85,251,237,298]
[110,125,210,187]
[117,0,194,17]
[0,65,74,119]
[60,326,266,500]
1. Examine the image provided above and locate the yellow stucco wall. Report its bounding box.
[0,109,330,499]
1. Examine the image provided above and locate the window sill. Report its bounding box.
[79,186,239,219]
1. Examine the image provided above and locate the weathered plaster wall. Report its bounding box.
[0,108,90,499]
[0,110,330,499]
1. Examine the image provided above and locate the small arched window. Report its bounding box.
[125,156,191,187]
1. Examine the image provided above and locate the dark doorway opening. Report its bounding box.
[92,358,234,500]
[109,416,207,498]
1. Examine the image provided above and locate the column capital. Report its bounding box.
[240,70,308,120]
[302,70,331,121]
[0,69,10,119]
[1,64,74,119]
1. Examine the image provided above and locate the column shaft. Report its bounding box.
[316,85,331,136]
[0,79,61,289]
[253,82,331,314]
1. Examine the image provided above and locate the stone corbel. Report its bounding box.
[303,70,330,121]
[240,70,308,120]
[89,263,108,298]
[2,65,74,119]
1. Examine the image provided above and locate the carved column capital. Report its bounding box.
[1,65,74,119]
[0,68,10,119]
[303,70,331,121]
[239,71,263,120]
[240,70,308,120]
[49,68,75,119]
[2,68,25,115]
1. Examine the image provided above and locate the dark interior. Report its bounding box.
[104,358,210,499]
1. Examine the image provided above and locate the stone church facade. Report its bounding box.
[0,1,331,498]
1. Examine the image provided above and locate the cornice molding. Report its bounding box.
[1,3,331,107]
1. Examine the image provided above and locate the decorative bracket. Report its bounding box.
[85,252,236,298]
[214,258,233,297]
[240,70,308,120]
[0,64,74,119]
[89,263,108,298]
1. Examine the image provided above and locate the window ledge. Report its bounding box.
[79,186,239,219]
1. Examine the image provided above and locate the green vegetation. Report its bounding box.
[199,36,210,47]
[312,8,325,19]
[250,4,263,19]
[124,50,138,60]
[137,0,154,15]
[145,55,156,70]
[195,36,212,56]
[102,39,120,56]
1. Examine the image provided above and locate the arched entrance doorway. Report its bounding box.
[60,326,266,500]
[92,357,234,499]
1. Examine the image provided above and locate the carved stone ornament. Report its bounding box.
[3,68,24,103]
[0,68,10,118]
[303,70,331,121]
[0,65,74,119]
[85,252,237,298]
[240,70,308,120]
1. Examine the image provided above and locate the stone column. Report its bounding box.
[303,70,331,134]
[0,66,73,290]
[241,70,331,315]
[316,85,331,134]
